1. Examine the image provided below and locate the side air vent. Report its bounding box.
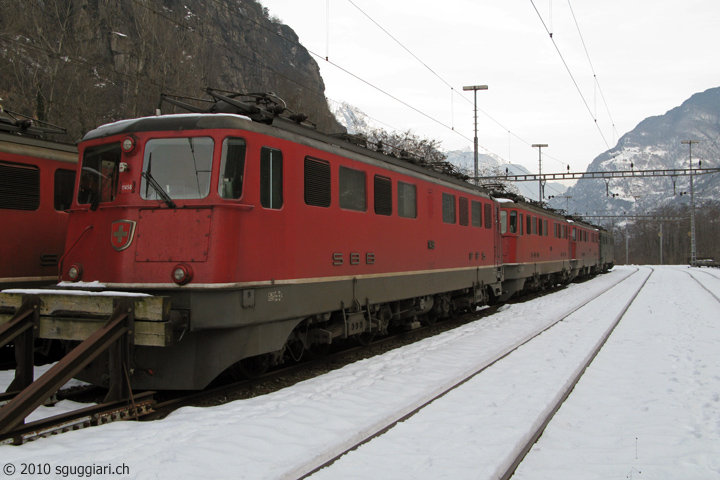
[374,175,392,216]
[304,157,331,208]
[459,197,469,226]
[0,162,40,210]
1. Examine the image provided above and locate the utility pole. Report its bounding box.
[532,144,548,201]
[626,231,630,265]
[682,140,698,267]
[463,85,488,185]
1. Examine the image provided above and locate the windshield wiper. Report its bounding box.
[90,168,115,211]
[141,171,177,208]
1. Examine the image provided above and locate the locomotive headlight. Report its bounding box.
[67,263,83,282]
[171,264,193,285]
[121,135,137,153]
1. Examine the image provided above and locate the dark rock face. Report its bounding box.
[0,0,343,140]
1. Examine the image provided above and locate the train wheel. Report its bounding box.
[235,353,272,378]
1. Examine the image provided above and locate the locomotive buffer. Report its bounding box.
[0,290,171,434]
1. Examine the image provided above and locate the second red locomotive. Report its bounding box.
[0,110,77,290]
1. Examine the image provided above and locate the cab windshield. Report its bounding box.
[140,137,214,201]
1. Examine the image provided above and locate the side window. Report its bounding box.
[0,161,40,210]
[81,143,121,205]
[509,210,517,234]
[471,200,482,227]
[442,193,456,224]
[500,210,508,234]
[260,147,283,209]
[339,166,366,211]
[533,217,538,235]
[54,168,76,211]
[526,214,532,235]
[538,217,543,236]
[459,197,469,226]
[398,181,417,219]
[484,203,492,229]
[519,213,524,235]
[218,138,246,199]
[374,175,392,216]
[543,219,548,237]
[305,157,331,207]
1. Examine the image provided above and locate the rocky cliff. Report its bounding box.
[0,0,342,140]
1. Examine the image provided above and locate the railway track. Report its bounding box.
[297,266,648,480]
[496,266,653,479]
[0,392,154,446]
[0,271,626,447]
[673,267,720,303]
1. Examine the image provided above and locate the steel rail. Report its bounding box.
[295,267,642,480]
[498,266,653,479]
[670,268,720,304]
[0,392,155,445]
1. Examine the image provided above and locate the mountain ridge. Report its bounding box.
[549,86,720,216]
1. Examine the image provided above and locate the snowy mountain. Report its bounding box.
[549,86,720,216]
[329,101,374,135]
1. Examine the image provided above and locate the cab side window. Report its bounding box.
[54,168,76,211]
[218,138,246,199]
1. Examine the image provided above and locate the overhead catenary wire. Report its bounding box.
[154,0,579,172]
[529,0,611,151]
[566,0,619,145]
[342,0,573,170]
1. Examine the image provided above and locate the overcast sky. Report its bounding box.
[259,0,719,179]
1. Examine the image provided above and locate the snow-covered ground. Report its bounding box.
[1,266,718,479]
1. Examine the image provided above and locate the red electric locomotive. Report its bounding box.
[497,196,574,300]
[568,219,601,277]
[2,92,505,390]
[0,109,77,289]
